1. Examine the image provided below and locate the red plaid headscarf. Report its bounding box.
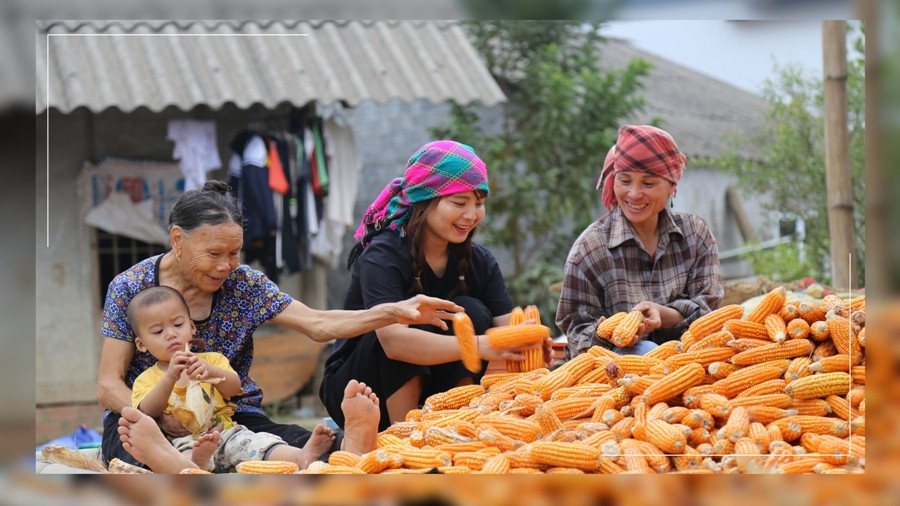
[596,125,687,211]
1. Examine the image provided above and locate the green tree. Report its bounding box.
[430,21,651,328]
[708,28,865,287]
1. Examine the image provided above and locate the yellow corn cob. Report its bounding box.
[850,415,865,436]
[730,339,814,366]
[641,362,706,406]
[424,425,474,447]
[480,372,522,389]
[699,393,732,419]
[609,416,637,441]
[452,451,494,471]
[736,378,787,398]
[355,449,403,474]
[382,421,417,438]
[734,437,764,473]
[747,422,770,451]
[619,438,655,473]
[424,384,486,412]
[235,460,299,474]
[632,439,670,473]
[769,415,849,439]
[743,286,787,324]
[178,467,212,474]
[826,311,863,361]
[486,324,550,348]
[639,419,687,454]
[786,318,811,340]
[687,427,712,447]
[821,294,848,314]
[689,304,745,340]
[532,404,564,437]
[576,365,609,385]
[746,406,797,425]
[643,340,683,360]
[508,306,526,326]
[556,351,597,381]
[773,456,825,474]
[712,364,785,399]
[727,393,793,410]
[543,396,598,420]
[856,326,865,348]
[672,445,704,472]
[812,339,838,361]
[680,409,714,430]
[779,301,800,322]
[785,372,852,400]
[789,398,832,417]
[379,444,452,469]
[534,368,576,400]
[474,414,541,442]
[527,441,603,472]
[723,319,769,341]
[659,406,690,424]
[610,310,643,347]
[108,458,154,474]
[807,354,857,374]
[476,424,519,452]
[433,441,489,456]
[596,311,629,339]
[551,383,611,401]
[764,313,787,343]
[328,450,361,467]
[809,320,831,342]
[452,312,482,374]
[727,338,771,353]
[784,356,813,382]
[708,361,739,379]
[847,387,865,407]
[523,304,541,324]
[850,365,865,384]
[682,384,714,409]
[825,395,859,421]
[691,346,738,368]
[687,330,735,352]
[723,406,751,442]
[479,454,511,474]
[797,301,827,323]
[679,330,698,350]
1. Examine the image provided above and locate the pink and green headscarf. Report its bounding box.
[354,140,490,241]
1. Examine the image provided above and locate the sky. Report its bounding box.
[600,20,830,95]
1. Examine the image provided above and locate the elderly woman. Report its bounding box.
[556,125,724,358]
[97,180,464,468]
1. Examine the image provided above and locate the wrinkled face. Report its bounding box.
[424,191,486,244]
[133,297,196,362]
[613,171,674,226]
[173,222,243,293]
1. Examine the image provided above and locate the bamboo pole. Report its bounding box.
[821,20,856,290]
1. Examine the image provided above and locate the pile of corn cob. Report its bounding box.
[283,286,864,475]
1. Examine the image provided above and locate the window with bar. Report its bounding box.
[96,230,168,307]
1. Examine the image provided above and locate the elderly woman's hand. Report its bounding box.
[393,294,465,331]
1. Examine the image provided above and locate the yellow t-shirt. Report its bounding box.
[131,351,238,431]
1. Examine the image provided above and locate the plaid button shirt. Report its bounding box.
[555,206,723,359]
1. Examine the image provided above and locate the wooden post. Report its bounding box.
[726,185,756,244]
[821,21,856,290]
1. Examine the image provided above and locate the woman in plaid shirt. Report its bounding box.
[555,125,723,359]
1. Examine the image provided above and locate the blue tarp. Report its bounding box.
[37,425,102,451]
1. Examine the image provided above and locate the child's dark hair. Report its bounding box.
[126,286,191,329]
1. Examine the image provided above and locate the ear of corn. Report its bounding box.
[355,450,403,474]
[689,305,745,341]
[723,319,769,341]
[642,362,706,406]
[610,310,643,347]
[508,306,526,326]
[424,384,486,412]
[235,460,299,474]
[486,324,550,348]
[328,451,361,467]
[452,312,482,373]
[786,318,811,340]
[597,312,629,339]
[798,302,827,323]
[712,365,785,399]
[764,314,787,343]
[527,441,603,472]
[785,372,852,400]
[743,287,787,324]
[730,339,814,366]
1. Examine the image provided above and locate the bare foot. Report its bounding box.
[117,407,199,474]
[300,424,336,469]
[339,380,380,455]
[189,430,221,471]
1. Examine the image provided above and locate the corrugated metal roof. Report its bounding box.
[36,20,506,114]
[599,37,769,160]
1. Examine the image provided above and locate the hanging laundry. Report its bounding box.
[167,119,222,191]
[267,138,290,195]
[309,120,330,197]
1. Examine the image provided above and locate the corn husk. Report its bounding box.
[169,343,225,438]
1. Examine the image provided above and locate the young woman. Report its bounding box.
[320,140,552,430]
[556,125,724,358]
